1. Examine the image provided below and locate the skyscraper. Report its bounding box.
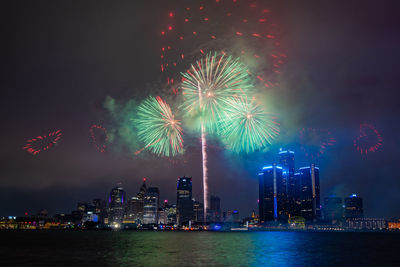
[166,204,177,225]
[323,196,343,223]
[279,149,295,215]
[258,164,285,222]
[293,172,302,216]
[299,165,321,221]
[126,178,147,224]
[137,178,147,200]
[108,185,126,225]
[143,187,159,225]
[208,195,221,222]
[176,176,193,226]
[126,196,144,224]
[158,207,168,225]
[344,194,363,219]
[193,200,204,223]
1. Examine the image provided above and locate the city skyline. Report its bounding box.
[3,148,375,223]
[1,147,395,234]
[0,146,394,219]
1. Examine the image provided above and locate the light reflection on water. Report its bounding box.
[0,231,399,266]
[107,232,399,266]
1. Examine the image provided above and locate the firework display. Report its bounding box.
[181,51,253,132]
[135,96,183,157]
[299,128,336,159]
[219,96,279,153]
[181,51,255,220]
[161,0,285,94]
[89,125,109,153]
[353,124,382,155]
[23,130,62,155]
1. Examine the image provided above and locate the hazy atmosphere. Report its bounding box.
[1,0,399,218]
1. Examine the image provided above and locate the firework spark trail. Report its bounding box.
[135,96,183,157]
[200,122,208,223]
[353,124,382,155]
[23,129,62,155]
[299,128,336,158]
[198,81,208,223]
[160,0,286,94]
[181,52,253,132]
[89,125,108,153]
[219,96,279,153]
[134,138,162,156]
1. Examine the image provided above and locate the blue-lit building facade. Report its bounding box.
[176,176,193,226]
[259,150,322,223]
[259,164,285,222]
[293,172,302,215]
[279,150,296,216]
[299,164,321,221]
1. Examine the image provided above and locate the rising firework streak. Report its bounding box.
[181,52,253,221]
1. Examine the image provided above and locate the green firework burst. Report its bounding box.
[135,96,183,157]
[180,52,253,132]
[219,96,279,153]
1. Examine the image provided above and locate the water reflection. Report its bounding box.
[111,232,310,266]
[110,232,400,266]
[0,231,399,266]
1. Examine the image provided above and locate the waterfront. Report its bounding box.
[0,231,399,266]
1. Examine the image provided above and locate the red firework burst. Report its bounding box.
[160,0,286,94]
[90,125,109,153]
[23,129,62,155]
[299,128,336,159]
[353,124,382,155]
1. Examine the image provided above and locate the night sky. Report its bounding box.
[1,0,399,218]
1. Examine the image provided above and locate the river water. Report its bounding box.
[0,231,399,266]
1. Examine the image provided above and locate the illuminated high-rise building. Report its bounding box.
[258,164,285,222]
[108,185,126,225]
[344,194,363,219]
[158,208,168,225]
[293,172,302,216]
[137,178,147,200]
[298,165,321,221]
[176,176,193,226]
[278,149,295,216]
[157,200,169,225]
[126,178,147,224]
[143,187,159,225]
[166,204,177,225]
[126,196,144,224]
[193,200,204,223]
